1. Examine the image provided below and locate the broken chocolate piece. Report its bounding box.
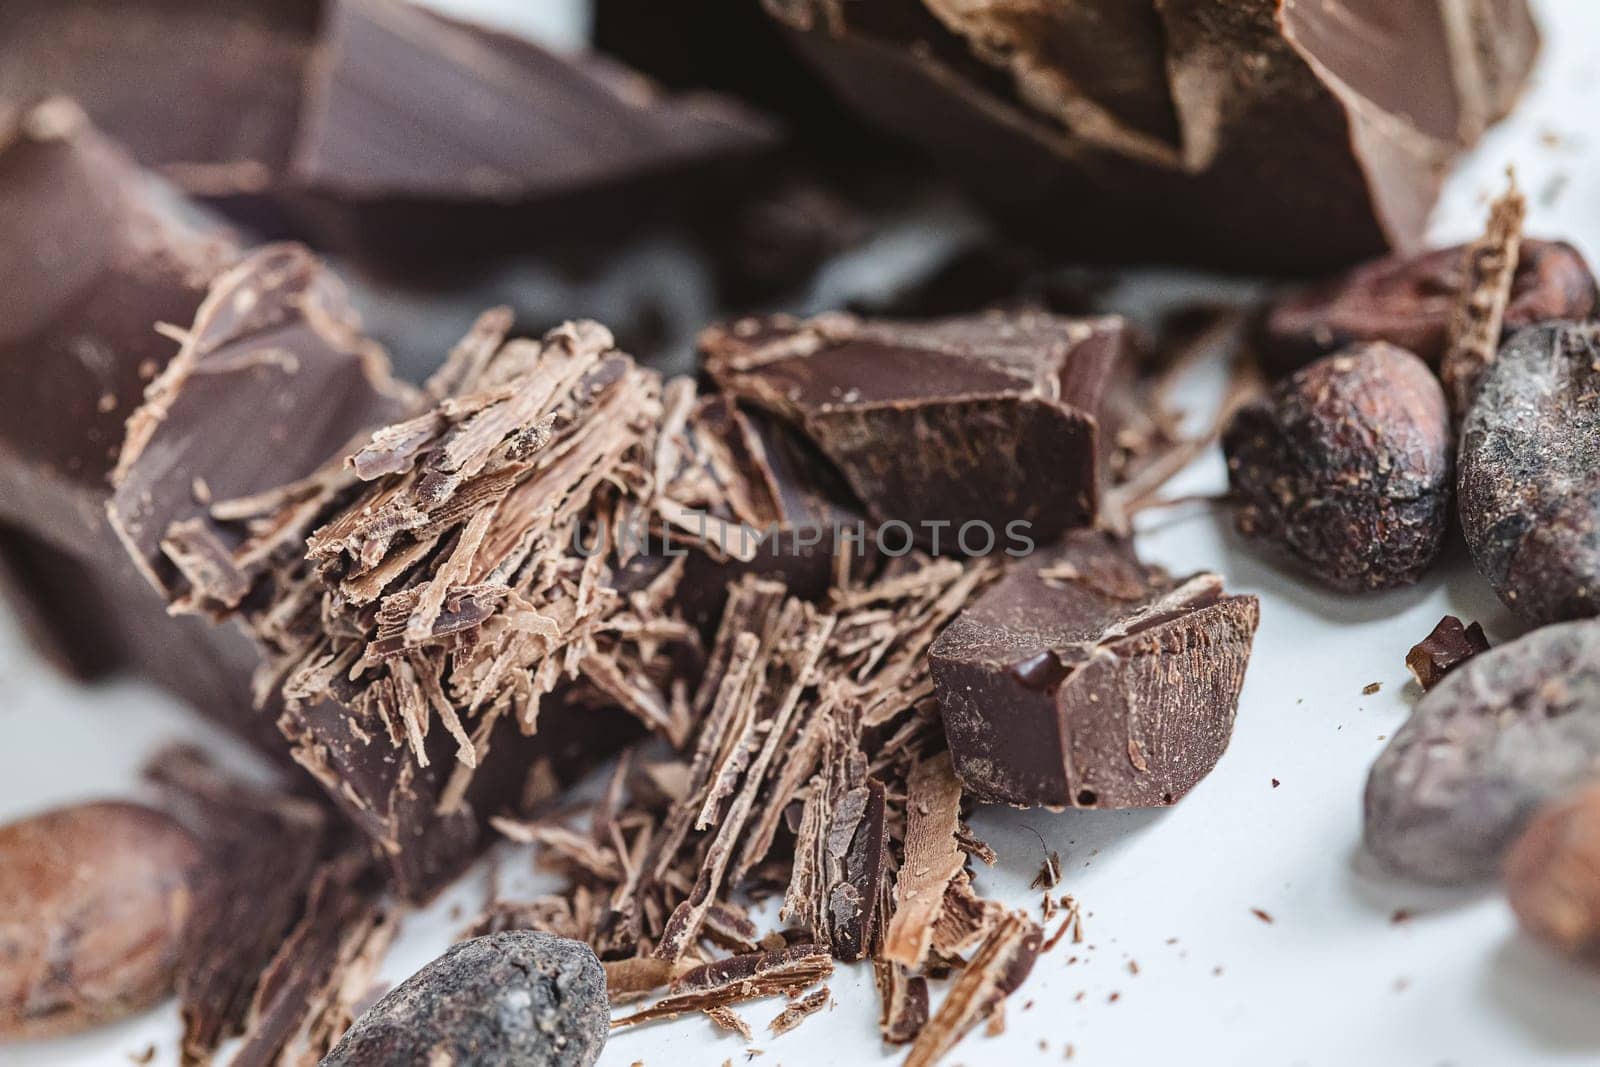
[1458,322,1600,627]
[1365,619,1600,885]
[1260,239,1598,374]
[701,311,1132,544]
[767,0,1538,272]
[1,0,779,265]
[1405,615,1489,691]
[0,98,281,741]
[930,531,1258,808]
[1223,343,1453,591]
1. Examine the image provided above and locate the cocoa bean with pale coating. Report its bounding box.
[1365,620,1600,885]
[320,931,607,1067]
[1459,322,1600,627]
[0,801,203,1038]
[1224,343,1451,591]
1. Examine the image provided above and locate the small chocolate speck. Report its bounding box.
[1107,992,1120,1004]
[1391,909,1412,924]
[1251,908,1274,924]
[1271,778,1281,788]
[1364,681,1381,695]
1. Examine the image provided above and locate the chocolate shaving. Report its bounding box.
[882,752,966,969]
[768,987,830,1036]
[1441,176,1527,415]
[612,946,833,1030]
[903,911,1043,1067]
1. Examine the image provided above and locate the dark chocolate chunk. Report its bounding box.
[1365,619,1600,885]
[1405,615,1490,691]
[767,0,1538,272]
[0,99,279,739]
[701,311,1132,545]
[108,242,416,609]
[1458,322,1600,626]
[929,531,1258,809]
[1260,239,1598,375]
[0,0,779,266]
[322,932,608,1067]
[1223,343,1453,591]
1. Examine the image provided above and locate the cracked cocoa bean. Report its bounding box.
[1505,783,1600,960]
[321,931,608,1067]
[1261,239,1598,375]
[0,801,203,1038]
[1459,322,1600,626]
[1223,343,1451,591]
[1365,619,1600,885]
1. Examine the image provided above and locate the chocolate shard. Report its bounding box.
[0,98,277,737]
[108,241,417,610]
[1405,615,1490,691]
[1,0,779,265]
[700,311,1132,544]
[1260,238,1598,375]
[901,910,1042,1067]
[766,0,1538,272]
[929,531,1259,808]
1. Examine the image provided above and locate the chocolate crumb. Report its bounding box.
[1251,909,1274,924]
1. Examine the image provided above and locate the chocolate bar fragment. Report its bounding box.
[1261,239,1599,375]
[0,98,277,737]
[929,531,1258,808]
[0,0,779,266]
[700,312,1131,545]
[767,0,1538,272]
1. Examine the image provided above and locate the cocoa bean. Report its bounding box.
[1223,342,1451,591]
[1459,322,1600,626]
[1261,239,1598,375]
[0,801,202,1038]
[321,931,608,1067]
[1505,783,1600,960]
[1365,620,1600,885]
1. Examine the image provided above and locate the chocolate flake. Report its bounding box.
[1405,616,1490,691]
[1441,178,1527,415]
[902,912,1043,1067]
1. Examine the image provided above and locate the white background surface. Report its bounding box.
[5,2,1600,1065]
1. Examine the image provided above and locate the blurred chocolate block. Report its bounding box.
[0,98,271,738]
[0,0,780,268]
[700,311,1132,545]
[765,0,1539,273]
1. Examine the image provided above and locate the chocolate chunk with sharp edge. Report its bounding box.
[929,531,1258,808]
[108,242,417,610]
[1406,615,1490,691]
[766,0,1538,273]
[1365,619,1600,885]
[0,0,778,267]
[322,932,608,1067]
[1260,239,1598,375]
[1223,343,1453,591]
[1459,322,1600,626]
[700,312,1132,544]
[0,99,281,738]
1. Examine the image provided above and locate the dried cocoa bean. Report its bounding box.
[321,931,608,1067]
[1504,783,1600,960]
[1261,239,1597,375]
[1223,343,1451,591]
[1364,620,1600,885]
[0,801,203,1038]
[1459,322,1600,626]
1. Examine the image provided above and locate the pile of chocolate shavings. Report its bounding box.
[473,558,1052,1061]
